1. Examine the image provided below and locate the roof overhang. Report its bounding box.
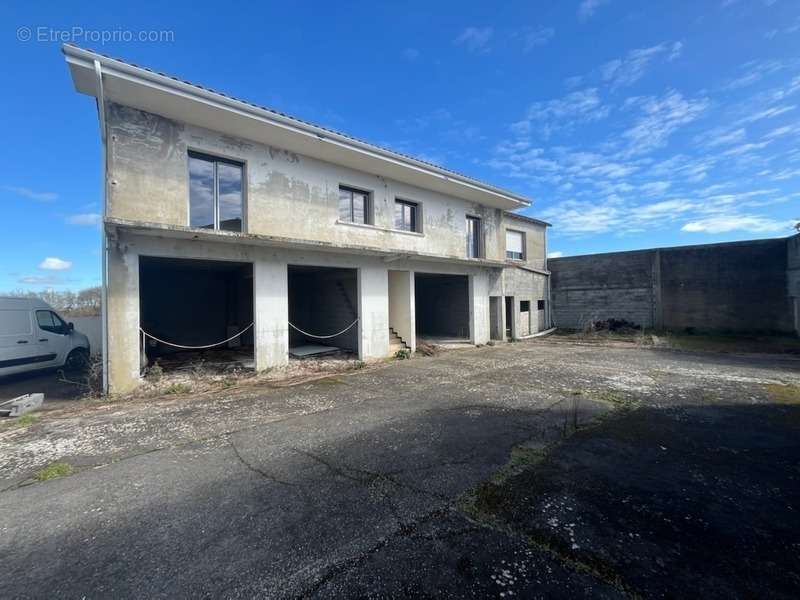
[105,218,509,269]
[65,45,530,211]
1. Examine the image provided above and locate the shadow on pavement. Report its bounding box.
[0,394,798,598]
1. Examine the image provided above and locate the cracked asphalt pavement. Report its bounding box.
[1,338,798,598]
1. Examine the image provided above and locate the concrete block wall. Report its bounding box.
[787,233,800,334]
[550,250,655,329]
[550,238,796,334]
[660,240,792,333]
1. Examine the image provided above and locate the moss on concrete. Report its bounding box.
[766,383,800,405]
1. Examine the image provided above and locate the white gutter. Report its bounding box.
[64,45,530,210]
[94,59,109,394]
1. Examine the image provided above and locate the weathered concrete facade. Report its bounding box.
[106,102,508,263]
[551,238,796,334]
[65,46,550,393]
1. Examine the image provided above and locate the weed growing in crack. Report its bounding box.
[34,461,72,481]
[164,382,191,395]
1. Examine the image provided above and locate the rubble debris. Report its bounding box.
[416,341,440,356]
[0,393,44,418]
[589,318,641,333]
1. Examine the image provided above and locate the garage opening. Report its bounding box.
[414,273,470,341]
[139,257,254,372]
[288,265,359,358]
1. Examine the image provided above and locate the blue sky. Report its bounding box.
[1,1,798,290]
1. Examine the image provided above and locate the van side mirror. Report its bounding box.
[68,322,74,332]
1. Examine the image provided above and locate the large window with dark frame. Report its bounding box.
[189,151,244,232]
[338,185,372,225]
[466,216,483,258]
[394,199,419,232]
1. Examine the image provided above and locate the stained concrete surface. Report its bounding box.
[0,367,84,405]
[0,340,798,598]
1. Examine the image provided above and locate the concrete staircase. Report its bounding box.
[389,328,410,355]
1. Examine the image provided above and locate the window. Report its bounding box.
[506,230,525,260]
[36,310,67,335]
[520,300,531,312]
[537,300,545,311]
[339,186,371,225]
[189,151,244,232]
[394,199,419,232]
[466,216,482,258]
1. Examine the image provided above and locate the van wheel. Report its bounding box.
[64,348,89,372]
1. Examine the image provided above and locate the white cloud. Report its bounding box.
[65,213,102,226]
[681,214,793,234]
[18,274,64,285]
[514,88,611,138]
[601,43,680,89]
[547,251,564,258]
[38,257,73,271]
[4,186,58,202]
[640,181,672,195]
[454,27,493,54]
[540,197,623,234]
[402,48,420,61]
[763,124,800,139]
[622,91,709,155]
[578,0,609,21]
[739,104,795,123]
[521,27,555,52]
[668,41,683,62]
[700,127,746,148]
[630,199,696,223]
[721,140,771,156]
[723,59,785,90]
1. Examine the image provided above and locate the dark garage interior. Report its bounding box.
[288,265,359,357]
[414,273,470,340]
[139,256,254,369]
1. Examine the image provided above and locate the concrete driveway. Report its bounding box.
[0,339,798,598]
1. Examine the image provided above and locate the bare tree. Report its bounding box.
[1,286,101,316]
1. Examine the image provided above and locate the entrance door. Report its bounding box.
[504,296,514,340]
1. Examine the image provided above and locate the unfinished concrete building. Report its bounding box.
[64,46,551,393]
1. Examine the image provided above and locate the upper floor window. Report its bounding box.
[506,229,525,260]
[394,199,419,232]
[189,151,244,232]
[466,216,483,258]
[339,186,372,225]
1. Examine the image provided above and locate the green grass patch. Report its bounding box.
[766,383,800,405]
[34,462,72,481]
[668,334,800,355]
[1,414,40,430]
[164,383,191,395]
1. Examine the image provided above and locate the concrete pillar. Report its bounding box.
[358,265,389,360]
[469,272,491,345]
[106,243,141,394]
[388,270,416,352]
[254,258,288,370]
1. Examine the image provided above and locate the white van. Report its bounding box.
[0,297,91,378]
